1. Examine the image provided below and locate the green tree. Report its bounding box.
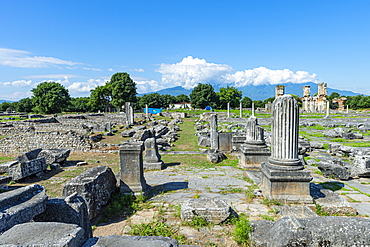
[138,93,165,109]
[190,83,218,109]
[88,85,112,112]
[241,96,252,108]
[68,97,90,112]
[31,82,71,114]
[162,94,176,108]
[263,97,275,105]
[328,92,340,101]
[16,98,33,113]
[107,72,137,110]
[0,102,12,112]
[290,94,302,107]
[253,100,264,108]
[217,86,242,109]
[175,94,190,103]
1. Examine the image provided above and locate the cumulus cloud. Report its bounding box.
[22,74,83,79]
[0,80,33,87]
[0,48,82,68]
[224,67,319,87]
[156,56,320,89]
[157,56,233,89]
[0,91,32,101]
[135,80,165,94]
[131,68,144,72]
[67,79,107,93]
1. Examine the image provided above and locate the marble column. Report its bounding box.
[260,95,313,203]
[227,103,230,118]
[125,102,134,126]
[239,102,243,118]
[143,138,164,170]
[252,102,255,117]
[145,104,149,120]
[210,114,219,150]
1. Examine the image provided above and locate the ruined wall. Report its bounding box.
[0,131,92,154]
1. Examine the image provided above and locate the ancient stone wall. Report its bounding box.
[0,131,91,153]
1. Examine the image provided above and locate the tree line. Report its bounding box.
[1,72,369,114]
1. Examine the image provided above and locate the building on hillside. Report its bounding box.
[170,102,191,109]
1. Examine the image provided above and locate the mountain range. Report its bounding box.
[139,82,361,101]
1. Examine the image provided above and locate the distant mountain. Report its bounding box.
[0,100,13,104]
[139,82,362,101]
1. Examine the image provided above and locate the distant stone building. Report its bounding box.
[275,85,285,98]
[332,97,347,111]
[301,83,328,113]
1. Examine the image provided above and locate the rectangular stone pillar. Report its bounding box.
[219,132,232,152]
[117,141,148,195]
[125,102,134,126]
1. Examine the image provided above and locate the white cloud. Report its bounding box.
[0,91,32,101]
[157,56,233,89]
[82,67,103,71]
[22,74,83,79]
[0,80,33,87]
[224,67,320,87]
[0,48,82,68]
[131,68,144,72]
[135,80,165,94]
[108,68,115,72]
[67,79,107,93]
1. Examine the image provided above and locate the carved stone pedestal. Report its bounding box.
[260,163,313,203]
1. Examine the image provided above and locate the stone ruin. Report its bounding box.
[301,83,329,113]
[260,95,313,203]
[275,85,285,98]
[332,97,348,111]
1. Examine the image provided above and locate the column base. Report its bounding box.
[116,172,149,196]
[260,162,313,204]
[143,161,164,170]
[239,145,271,168]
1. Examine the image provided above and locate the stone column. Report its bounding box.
[227,103,230,118]
[145,104,149,120]
[240,117,271,167]
[117,141,148,195]
[210,114,219,150]
[125,102,134,126]
[239,102,242,118]
[260,95,312,203]
[325,101,330,118]
[252,102,255,117]
[347,105,349,114]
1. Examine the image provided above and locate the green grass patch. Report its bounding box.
[182,216,213,231]
[306,125,326,130]
[261,198,282,206]
[232,214,252,246]
[170,118,199,151]
[130,219,189,245]
[342,142,370,148]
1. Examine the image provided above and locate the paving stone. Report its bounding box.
[346,193,370,202]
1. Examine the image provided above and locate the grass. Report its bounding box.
[171,117,199,151]
[261,198,282,206]
[232,214,252,246]
[129,218,189,245]
[182,216,213,231]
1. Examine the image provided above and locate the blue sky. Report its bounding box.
[1,1,369,101]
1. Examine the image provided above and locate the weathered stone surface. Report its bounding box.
[317,161,350,180]
[210,114,219,150]
[207,149,226,163]
[198,135,210,147]
[143,138,164,170]
[0,184,47,233]
[309,141,324,149]
[37,148,71,165]
[34,193,92,240]
[0,161,18,174]
[8,157,47,181]
[181,198,230,224]
[83,235,179,247]
[260,95,313,203]
[16,148,43,163]
[132,129,152,141]
[311,183,357,215]
[251,216,370,247]
[273,205,318,218]
[121,129,136,137]
[351,155,370,178]
[0,222,86,247]
[219,132,232,152]
[0,175,11,185]
[117,142,148,195]
[63,166,117,219]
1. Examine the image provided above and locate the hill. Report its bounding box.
[139,82,361,101]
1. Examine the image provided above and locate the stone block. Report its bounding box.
[181,198,230,224]
[198,135,210,147]
[0,161,18,173]
[311,184,357,215]
[16,148,43,163]
[37,148,71,165]
[273,205,318,218]
[117,142,148,195]
[239,145,271,168]
[317,161,350,180]
[82,235,179,247]
[0,184,47,233]
[63,166,117,219]
[8,157,47,181]
[218,132,232,152]
[251,216,370,247]
[351,155,370,178]
[0,222,86,247]
[34,193,92,240]
[0,175,11,185]
[121,129,136,137]
[207,149,226,163]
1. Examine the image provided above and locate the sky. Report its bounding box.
[1,0,370,101]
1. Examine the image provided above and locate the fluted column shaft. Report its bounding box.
[269,95,300,166]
